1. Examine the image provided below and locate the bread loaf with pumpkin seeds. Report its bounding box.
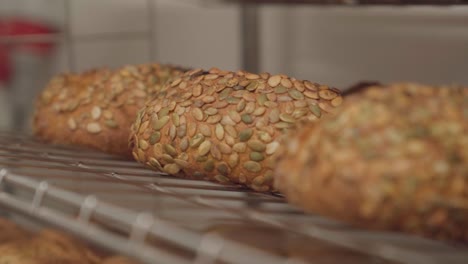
[275,83,468,242]
[33,64,186,157]
[130,68,343,191]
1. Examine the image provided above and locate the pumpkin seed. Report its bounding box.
[198,140,212,156]
[164,144,178,157]
[250,152,265,161]
[248,140,266,152]
[244,161,262,173]
[239,129,253,142]
[153,116,170,130]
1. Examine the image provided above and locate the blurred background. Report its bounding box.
[0,0,467,132]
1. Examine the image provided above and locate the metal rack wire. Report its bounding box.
[0,131,466,264]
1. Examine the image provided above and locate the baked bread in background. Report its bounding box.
[0,217,138,263]
[274,83,468,242]
[130,68,343,191]
[33,64,186,158]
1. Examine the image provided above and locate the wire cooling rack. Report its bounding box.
[0,131,466,264]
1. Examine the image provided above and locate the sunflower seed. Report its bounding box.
[164,163,181,174]
[269,109,280,123]
[268,75,281,87]
[331,96,343,107]
[164,144,178,157]
[149,158,163,170]
[279,113,295,123]
[264,101,278,108]
[196,156,208,163]
[161,154,174,163]
[202,96,216,103]
[67,118,77,130]
[191,107,204,121]
[199,124,212,137]
[266,93,277,102]
[207,115,222,124]
[204,74,218,80]
[198,140,212,156]
[266,141,280,155]
[193,84,203,97]
[226,96,240,104]
[87,123,101,134]
[258,132,272,143]
[180,137,189,151]
[304,91,319,99]
[225,135,235,146]
[244,161,262,173]
[139,139,149,150]
[233,143,247,153]
[210,144,222,160]
[228,153,239,168]
[215,124,225,140]
[293,81,305,92]
[204,107,218,116]
[219,143,232,154]
[224,125,237,138]
[174,159,190,168]
[177,124,187,138]
[91,106,101,120]
[190,134,205,148]
[188,122,197,137]
[228,111,241,123]
[281,78,292,88]
[214,175,230,183]
[221,115,236,126]
[236,99,246,112]
[257,94,268,106]
[319,89,338,100]
[172,113,180,126]
[246,73,260,80]
[274,122,292,129]
[137,149,146,161]
[153,143,163,156]
[294,100,307,108]
[252,107,266,116]
[153,116,170,130]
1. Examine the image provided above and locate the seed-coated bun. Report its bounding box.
[275,83,468,242]
[130,68,342,191]
[33,64,186,157]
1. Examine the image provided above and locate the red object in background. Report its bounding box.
[0,19,57,84]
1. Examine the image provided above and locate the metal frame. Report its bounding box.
[0,132,466,264]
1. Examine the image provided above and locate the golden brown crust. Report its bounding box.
[130,68,342,191]
[0,218,139,263]
[33,64,186,158]
[275,83,468,242]
[0,229,101,264]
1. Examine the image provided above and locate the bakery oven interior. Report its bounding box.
[0,1,467,263]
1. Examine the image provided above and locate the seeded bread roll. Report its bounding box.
[33,64,186,157]
[130,68,342,191]
[0,229,101,264]
[275,83,468,242]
